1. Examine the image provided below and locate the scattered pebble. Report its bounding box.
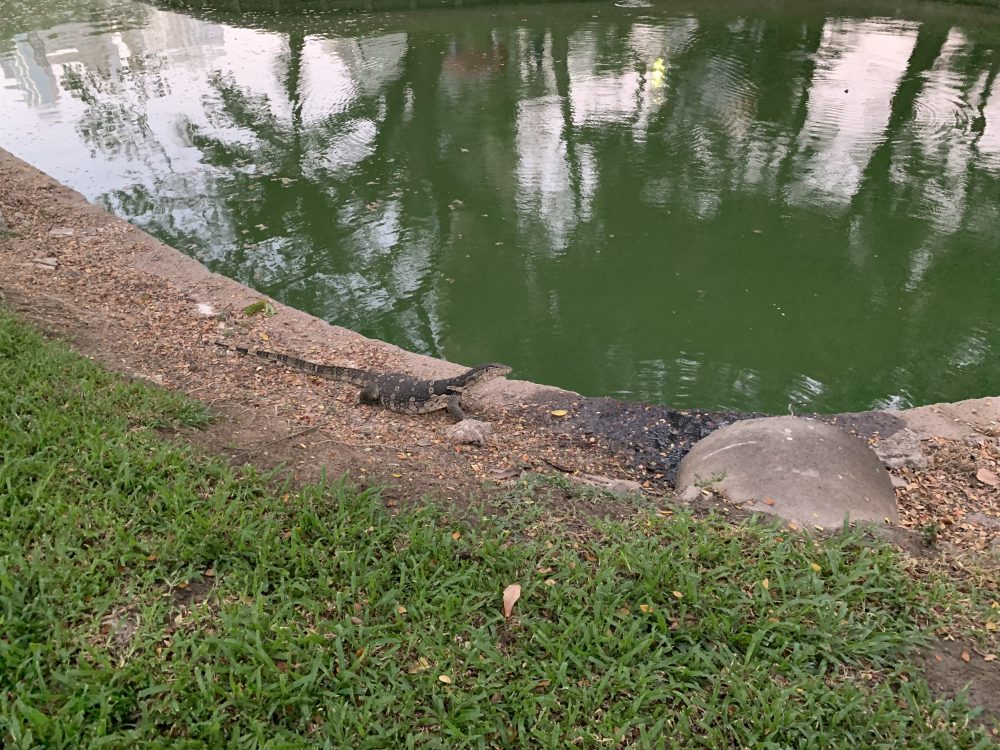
[446,419,493,446]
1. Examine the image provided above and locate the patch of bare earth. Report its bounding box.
[882,436,1000,733]
[0,148,997,733]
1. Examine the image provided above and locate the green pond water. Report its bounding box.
[2,0,1000,413]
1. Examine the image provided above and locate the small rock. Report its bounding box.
[976,468,999,486]
[872,428,928,470]
[48,227,75,237]
[680,485,701,503]
[196,303,216,317]
[491,467,522,481]
[570,473,643,496]
[30,257,58,271]
[446,419,493,446]
[966,513,1000,530]
[890,474,908,489]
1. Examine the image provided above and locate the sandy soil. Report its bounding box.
[0,147,996,729]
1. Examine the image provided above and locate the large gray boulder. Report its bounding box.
[676,416,898,529]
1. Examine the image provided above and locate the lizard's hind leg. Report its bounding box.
[359,384,380,405]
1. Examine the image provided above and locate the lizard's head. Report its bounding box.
[471,363,513,379]
[455,362,513,386]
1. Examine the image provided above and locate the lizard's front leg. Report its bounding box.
[446,393,466,421]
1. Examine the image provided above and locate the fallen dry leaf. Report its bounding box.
[451,531,461,540]
[408,657,431,674]
[639,604,653,614]
[438,675,452,684]
[961,650,971,663]
[550,409,568,417]
[502,584,522,619]
[763,497,775,506]
[762,578,770,590]
[810,563,822,573]
[672,591,683,599]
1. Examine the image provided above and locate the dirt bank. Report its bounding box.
[2,145,998,543]
[0,147,763,504]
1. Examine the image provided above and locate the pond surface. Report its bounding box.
[2,0,1000,413]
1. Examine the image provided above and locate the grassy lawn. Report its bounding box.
[0,308,997,749]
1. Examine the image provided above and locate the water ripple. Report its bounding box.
[912,72,971,147]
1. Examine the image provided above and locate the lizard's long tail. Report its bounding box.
[214,341,372,386]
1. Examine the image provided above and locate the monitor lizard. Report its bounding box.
[215,342,511,420]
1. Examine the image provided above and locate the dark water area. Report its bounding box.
[2,0,1000,413]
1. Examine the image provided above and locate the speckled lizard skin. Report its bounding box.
[216,342,511,420]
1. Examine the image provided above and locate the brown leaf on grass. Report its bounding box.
[502,584,522,619]
[408,657,430,674]
[976,468,999,486]
[533,679,551,693]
